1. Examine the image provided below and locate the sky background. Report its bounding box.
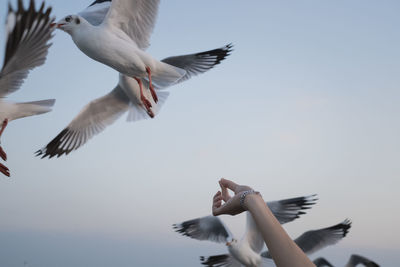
[0,0,399,266]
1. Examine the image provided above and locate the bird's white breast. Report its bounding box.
[228,242,262,267]
[71,23,146,77]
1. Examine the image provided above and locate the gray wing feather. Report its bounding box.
[0,0,54,97]
[346,254,380,267]
[313,257,334,267]
[262,219,351,258]
[244,195,317,254]
[267,195,318,224]
[173,216,233,244]
[161,44,233,84]
[36,86,130,158]
[200,254,241,267]
[294,219,351,255]
[104,0,160,49]
[79,0,111,26]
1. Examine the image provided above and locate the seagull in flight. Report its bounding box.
[52,0,187,116]
[0,0,55,176]
[200,219,351,267]
[36,0,232,158]
[313,254,379,267]
[174,195,318,267]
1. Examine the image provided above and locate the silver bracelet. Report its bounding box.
[240,190,261,210]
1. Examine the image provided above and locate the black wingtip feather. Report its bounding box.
[194,43,234,67]
[326,219,352,237]
[4,0,53,68]
[36,128,74,159]
[89,0,112,7]
[200,254,230,266]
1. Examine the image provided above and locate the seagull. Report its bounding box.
[199,219,351,267]
[52,0,188,115]
[0,0,55,176]
[173,195,318,267]
[36,0,232,158]
[313,254,379,267]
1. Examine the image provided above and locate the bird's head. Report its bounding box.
[52,15,82,34]
[226,239,238,247]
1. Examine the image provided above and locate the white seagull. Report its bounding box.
[0,0,55,176]
[36,0,232,158]
[313,254,379,267]
[52,0,187,115]
[199,219,351,267]
[174,195,318,267]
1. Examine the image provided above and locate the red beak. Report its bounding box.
[50,23,65,29]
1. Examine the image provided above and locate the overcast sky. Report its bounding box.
[0,0,399,266]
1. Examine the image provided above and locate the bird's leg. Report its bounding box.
[134,77,155,118]
[146,67,158,103]
[0,147,7,161]
[0,162,10,177]
[0,119,8,161]
[0,119,8,137]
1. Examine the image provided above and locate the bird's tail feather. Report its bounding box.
[13,99,56,120]
[126,91,169,122]
[150,62,186,89]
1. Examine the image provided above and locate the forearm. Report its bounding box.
[245,194,315,267]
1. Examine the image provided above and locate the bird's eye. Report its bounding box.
[65,17,71,22]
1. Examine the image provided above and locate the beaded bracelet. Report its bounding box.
[240,190,261,210]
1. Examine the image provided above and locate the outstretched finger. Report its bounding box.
[213,191,221,201]
[219,180,231,202]
[220,178,239,193]
[212,194,223,216]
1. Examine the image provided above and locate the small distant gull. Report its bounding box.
[0,0,55,176]
[36,0,232,158]
[52,0,188,116]
[174,195,318,267]
[200,219,351,267]
[313,254,379,267]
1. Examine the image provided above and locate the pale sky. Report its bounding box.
[0,0,399,266]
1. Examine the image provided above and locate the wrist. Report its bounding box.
[241,190,263,210]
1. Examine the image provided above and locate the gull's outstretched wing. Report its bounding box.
[262,219,352,258]
[103,0,160,49]
[200,254,241,267]
[0,0,54,97]
[293,219,351,255]
[173,216,234,244]
[266,195,318,225]
[244,195,318,254]
[78,0,111,26]
[346,254,380,267]
[313,257,334,267]
[36,86,130,158]
[161,44,233,84]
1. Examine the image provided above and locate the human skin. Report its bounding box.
[212,178,315,267]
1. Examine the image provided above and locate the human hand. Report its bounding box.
[212,178,254,216]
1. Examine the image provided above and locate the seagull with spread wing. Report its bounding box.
[198,219,351,267]
[0,0,55,176]
[51,0,187,116]
[173,195,318,267]
[313,254,379,267]
[36,0,232,158]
